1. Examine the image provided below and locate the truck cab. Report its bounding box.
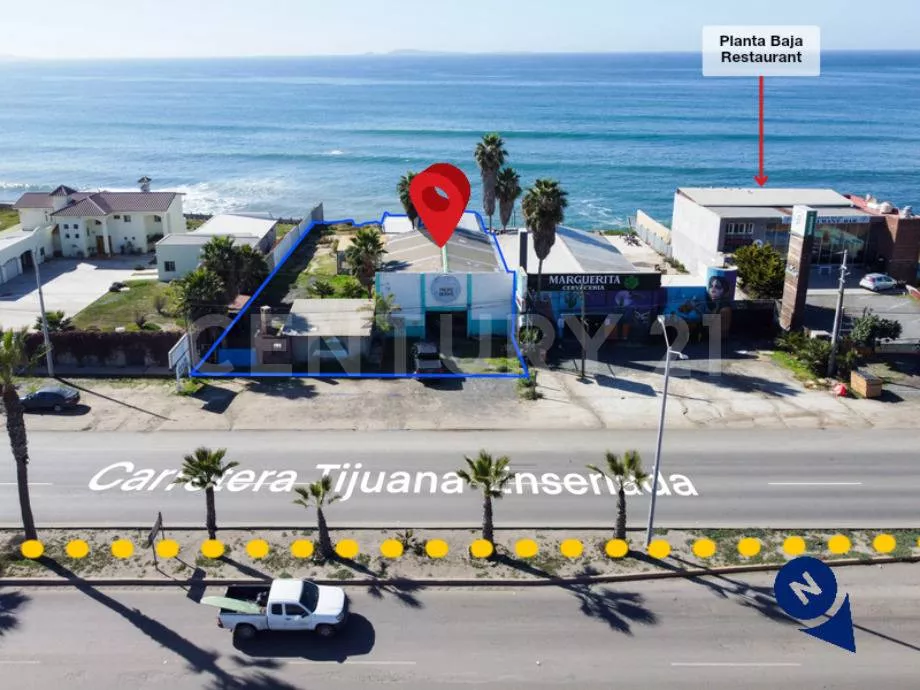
[212,579,349,641]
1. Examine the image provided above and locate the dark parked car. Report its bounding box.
[21,385,80,412]
[412,341,446,374]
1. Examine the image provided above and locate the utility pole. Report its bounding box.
[580,287,587,379]
[31,249,54,377]
[827,249,848,378]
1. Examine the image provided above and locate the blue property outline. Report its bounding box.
[191,210,529,380]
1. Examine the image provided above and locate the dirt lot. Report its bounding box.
[15,345,920,433]
[3,528,917,582]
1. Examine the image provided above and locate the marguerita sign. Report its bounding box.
[527,273,661,292]
[88,462,698,501]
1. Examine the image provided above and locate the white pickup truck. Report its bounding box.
[205,579,349,641]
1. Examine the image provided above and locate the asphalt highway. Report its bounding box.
[0,429,917,528]
[1,564,918,689]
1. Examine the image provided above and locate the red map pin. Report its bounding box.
[409,163,471,247]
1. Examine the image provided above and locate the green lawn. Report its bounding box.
[275,223,296,240]
[72,280,181,331]
[185,217,208,231]
[771,350,815,382]
[294,248,363,298]
[0,207,19,231]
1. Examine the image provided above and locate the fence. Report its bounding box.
[24,331,182,369]
[267,202,324,270]
[633,210,672,257]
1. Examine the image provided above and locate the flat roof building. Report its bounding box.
[156,213,278,281]
[375,212,513,339]
[669,187,886,277]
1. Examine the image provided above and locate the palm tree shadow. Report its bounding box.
[36,556,272,688]
[492,552,657,634]
[0,590,30,641]
[664,555,793,624]
[218,555,271,581]
[331,556,425,609]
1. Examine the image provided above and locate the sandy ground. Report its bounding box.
[2,528,917,582]
[14,351,920,433]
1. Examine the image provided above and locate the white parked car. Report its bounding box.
[859,273,900,292]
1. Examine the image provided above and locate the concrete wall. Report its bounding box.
[469,271,514,336]
[163,198,187,236]
[670,193,726,276]
[635,210,672,257]
[57,218,89,257]
[156,242,203,281]
[18,208,49,230]
[376,272,425,337]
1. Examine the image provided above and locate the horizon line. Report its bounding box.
[4,48,920,62]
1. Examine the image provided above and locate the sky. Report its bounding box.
[4,0,920,59]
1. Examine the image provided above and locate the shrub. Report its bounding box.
[516,370,541,400]
[153,293,169,315]
[310,279,335,298]
[849,309,902,348]
[733,243,785,299]
[340,280,367,298]
[133,311,148,329]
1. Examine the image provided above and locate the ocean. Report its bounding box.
[1,52,919,228]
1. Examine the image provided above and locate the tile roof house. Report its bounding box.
[12,178,187,258]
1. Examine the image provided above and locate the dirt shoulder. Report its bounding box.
[3,528,918,583]
[14,349,920,433]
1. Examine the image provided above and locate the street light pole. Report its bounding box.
[827,248,848,378]
[31,249,54,378]
[646,315,687,547]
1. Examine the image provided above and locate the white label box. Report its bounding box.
[702,25,821,77]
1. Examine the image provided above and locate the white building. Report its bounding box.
[155,213,278,281]
[12,178,186,259]
[668,187,877,276]
[0,228,55,285]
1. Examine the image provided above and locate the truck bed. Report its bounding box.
[224,585,270,603]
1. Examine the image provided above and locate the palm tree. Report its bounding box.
[361,292,401,336]
[201,236,238,300]
[0,328,39,540]
[344,227,387,296]
[171,268,225,324]
[236,244,269,295]
[173,447,239,540]
[397,171,419,228]
[456,451,515,543]
[293,475,340,560]
[474,133,508,232]
[521,179,568,296]
[495,167,522,233]
[587,451,649,541]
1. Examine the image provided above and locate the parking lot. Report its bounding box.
[805,277,920,341]
[0,256,151,328]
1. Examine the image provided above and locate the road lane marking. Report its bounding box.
[671,662,801,668]
[287,661,416,666]
[767,482,862,486]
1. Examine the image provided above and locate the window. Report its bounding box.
[64,233,70,239]
[726,222,754,236]
[154,215,162,222]
[270,604,283,616]
[74,233,79,238]
[164,260,176,272]
[123,215,132,222]
[285,604,307,617]
[114,215,121,220]
[63,224,69,229]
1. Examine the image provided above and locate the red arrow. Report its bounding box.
[754,76,768,186]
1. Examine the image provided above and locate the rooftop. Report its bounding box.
[156,233,261,248]
[193,214,277,239]
[678,187,853,208]
[14,188,181,215]
[498,226,642,274]
[280,299,374,338]
[382,212,502,273]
